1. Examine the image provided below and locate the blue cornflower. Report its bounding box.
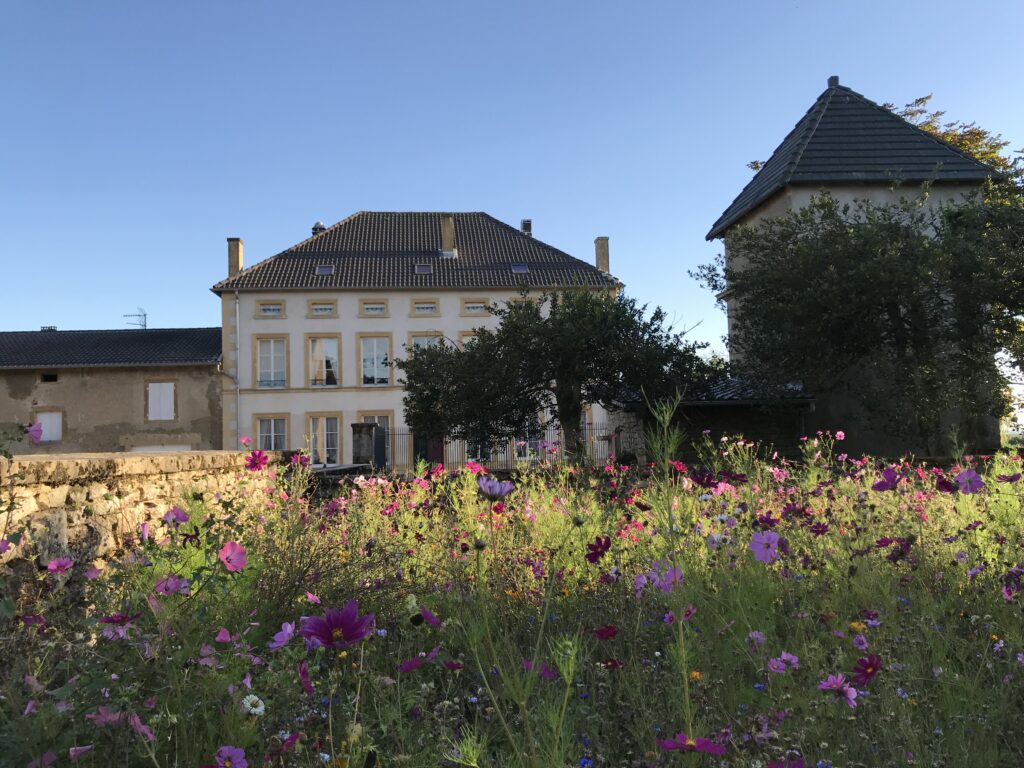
[579,759,594,767]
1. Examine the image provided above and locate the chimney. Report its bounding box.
[312,221,326,235]
[594,236,609,273]
[440,213,457,257]
[828,75,839,87]
[521,218,532,237]
[227,238,243,278]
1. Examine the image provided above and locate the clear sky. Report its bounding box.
[3,1,1022,354]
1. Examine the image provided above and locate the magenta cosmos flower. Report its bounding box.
[25,422,43,443]
[656,732,726,755]
[299,600,375,650]
[47,557,74,574]
[244,450,268,472]
[749,531,780,564]
[218,541,247,572]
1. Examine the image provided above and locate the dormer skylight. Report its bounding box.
[314,264,335,276]
[511,263,529,274]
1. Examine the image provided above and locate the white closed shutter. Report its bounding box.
[37,411,62,442]
[147,383,175,420]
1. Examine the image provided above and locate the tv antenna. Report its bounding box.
[124,308,147,329]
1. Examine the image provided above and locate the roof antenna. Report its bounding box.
[124,307,147,329]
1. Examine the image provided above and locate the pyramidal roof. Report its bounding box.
[706,77,998,240]
[212,212,618,293]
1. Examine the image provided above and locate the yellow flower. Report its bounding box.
[689,670,703,681]
[849,621,867,633]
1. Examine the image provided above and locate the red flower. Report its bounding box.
[592,625,618,640]
[585,536,611,564]
[852,654,882,686]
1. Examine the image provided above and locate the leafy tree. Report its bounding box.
[396,290,723,461]
[694,192,1024,453]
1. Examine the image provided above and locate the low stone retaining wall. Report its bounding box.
[0,451,281,570]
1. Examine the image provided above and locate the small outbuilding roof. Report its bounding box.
[707,77,998,240]
[0,328,222,370]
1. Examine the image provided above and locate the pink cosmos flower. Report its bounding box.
[780,651,800,669]
[128,712,155,741]
[215,745,248,768]
[215,627,232,643]
[85,706,126,727]
[834,430,845,441]
[299,600,375,650]
[767,657,787,674]
[25,422,43,443]
[47,557,74,574]
[420,607,441,627]
[297,660,314,697]
[749,531,780,564]
[245,450,269,471]
[218,541,247,572]
[305,592,321,604]
[239,436,252,447]
[818,673,858,708]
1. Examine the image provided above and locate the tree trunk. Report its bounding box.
[555,386,586,464]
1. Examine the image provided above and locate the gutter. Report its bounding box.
[234,291,241,444]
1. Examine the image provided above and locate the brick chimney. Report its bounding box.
[227,238,243,277]
[440,214,457,257]
[594,236,609,273]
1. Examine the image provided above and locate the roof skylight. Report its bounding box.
[314,265,335,276]
[511,263,529,274]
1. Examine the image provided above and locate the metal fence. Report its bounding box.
[371,423,636,472]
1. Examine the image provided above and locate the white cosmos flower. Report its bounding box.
[242,693,265,716]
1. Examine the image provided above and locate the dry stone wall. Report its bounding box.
[0,451,281,571]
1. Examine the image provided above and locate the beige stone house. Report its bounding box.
[211,211,619,468]
[705,76,999,454]
[0,328,222,454]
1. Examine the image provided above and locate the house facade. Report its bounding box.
[706,76,999,454]
[0,328,223,454]
[212,212,619,467]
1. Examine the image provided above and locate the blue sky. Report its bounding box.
[3,1,1022,354]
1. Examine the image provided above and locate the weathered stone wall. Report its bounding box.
[0,451,281,571]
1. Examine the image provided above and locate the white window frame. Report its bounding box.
[308,337,340,387]
[258,417,287,451]
[146,382,176,421]
[258,338,287,389]
[36,410,62,443]
[360,336,390,386]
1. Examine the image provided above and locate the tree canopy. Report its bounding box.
[396,290,723,460]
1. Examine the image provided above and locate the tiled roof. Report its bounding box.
[682,378,812,405]
[707,78,998,240]
[212,212,618,293]
[0,328,222,370]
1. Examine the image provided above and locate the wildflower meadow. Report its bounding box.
[2,419,1024,767]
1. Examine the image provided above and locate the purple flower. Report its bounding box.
[872,466,904,492]
[477,475,515,500]
[47,557,74,574]
[955,468,985,494]
[748,630,766,648]
[25,422,43,443]
[681,604,697,621]
[215,745,248,768]
[852,634,869,651]
[0,538,12,554]
[99,612,142,640]
[299,600,375,650]
[68,745,94,762]
[269,622,295,650]
[749,531,780,564]
[780,651,800,669]
[585,536,611,564]
[162,506,189,526]
[767,657,787,674]
[818,673,857,708]
[656,732,726,755]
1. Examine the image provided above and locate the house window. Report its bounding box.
[40,372,58,383]
[258,417,287,451]
[360,336,390,386]
[411,334,441,350]
[308,300,337,318]
[460,331,478,347]
[414,264,433,274]
[146,382,175,421]
[36,411,62,442]
[309,337,340,387]
[359,300,388,317]
[461,298,489,316]
[309,415,340,465]
[314,264,335,276]
[411,300,438,316]
[257,301,285,318]
[257,338,287,388]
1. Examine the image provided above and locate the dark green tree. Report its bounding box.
[396,290,723,461]
[694,193,1024,453]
